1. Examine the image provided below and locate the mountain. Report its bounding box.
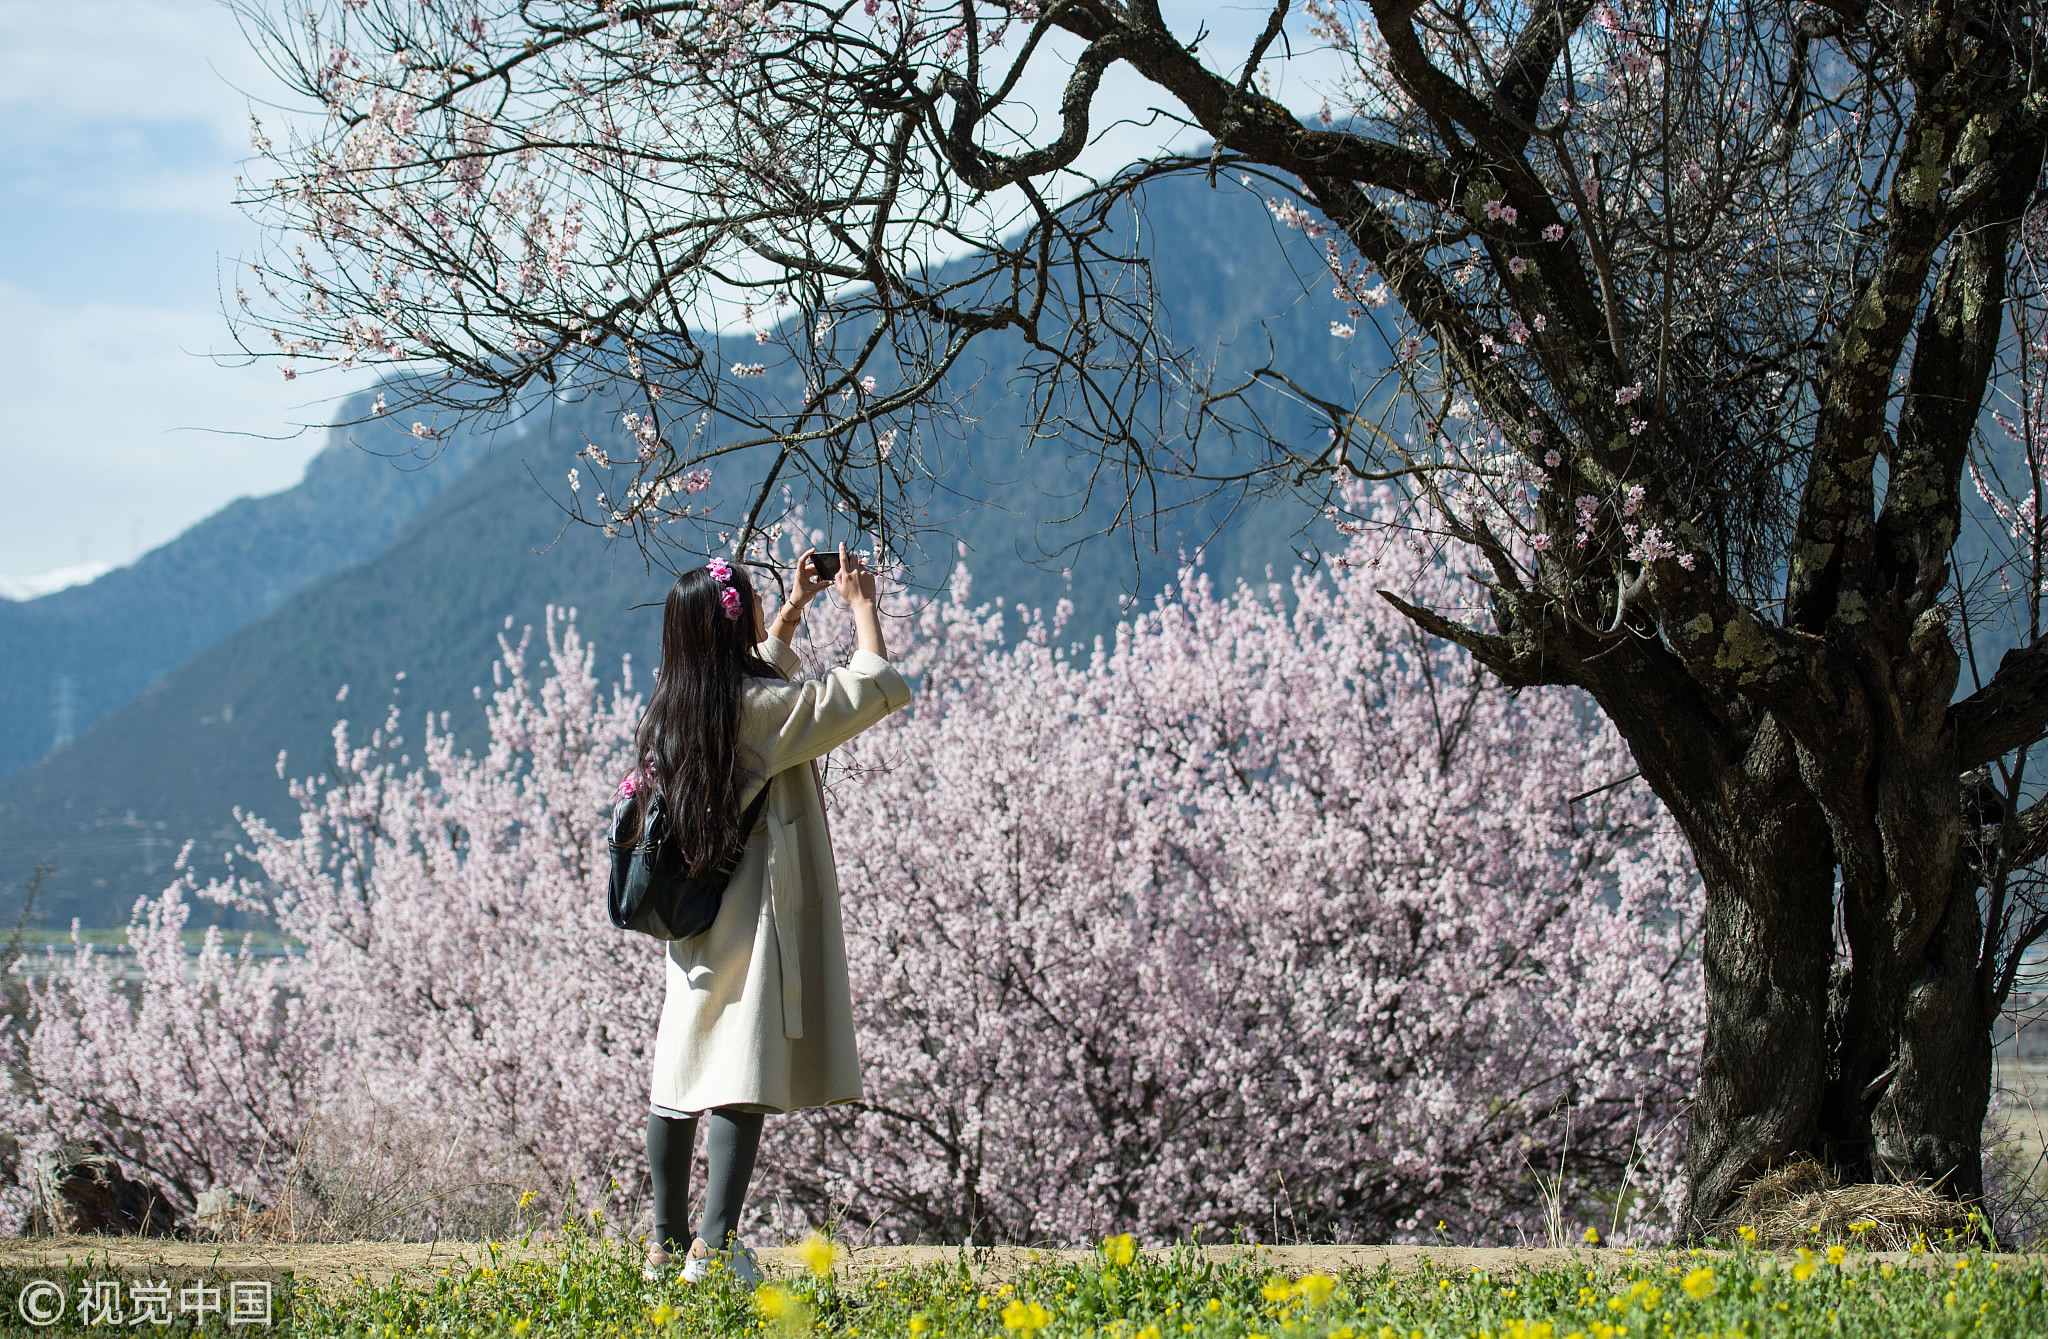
[0,395,487,781]
[0,172,1385,930]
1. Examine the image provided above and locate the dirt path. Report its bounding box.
[2,1236,2033,1295]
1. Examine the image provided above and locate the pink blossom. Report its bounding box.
[1,499,1702,1245]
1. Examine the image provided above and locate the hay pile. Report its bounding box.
[1718,1159,1980,1250]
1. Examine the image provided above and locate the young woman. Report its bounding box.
[613,542,913,1284]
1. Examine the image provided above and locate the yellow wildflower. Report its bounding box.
[1681,1267,1715,1301]
[756,1286,794,1322]
[517,1189,537,1211]
[1735,1225,1757,1245]
[1792,1248,1817,1283]
[1206,1299,1223,1315]
[1001,1299,1052,1335]
[1261,1275,1293,1304]
[1848,1219,1876,1235]
[909,1315,929,1337]
[511,1321,531,1337]
[797,1231,840,1278]
[1584,1226,1601,1245]
[1826,1244,1845,1266]
[648,1302,679,1328]
[1104,1232,1138,1267]
[1294,1273,1337,1307]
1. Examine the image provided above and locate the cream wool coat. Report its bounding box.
[647,633,913,1117]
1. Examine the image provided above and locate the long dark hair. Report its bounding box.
[619,560,785,873]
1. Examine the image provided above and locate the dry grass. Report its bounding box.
[1717,1158,1977,1250]
[192,1099,557,1245]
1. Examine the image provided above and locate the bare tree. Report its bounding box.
[225,0,2048,1234]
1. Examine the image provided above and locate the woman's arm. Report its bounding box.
[849,597,885,661]
[837,542,886,660]
[749,544,908,774]
[766,596,806,645]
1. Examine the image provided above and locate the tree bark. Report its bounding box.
[1596,697,1839,1235]
[1564,610,2001,1233]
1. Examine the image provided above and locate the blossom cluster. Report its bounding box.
[0,491,1701,1243]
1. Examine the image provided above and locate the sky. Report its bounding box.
[0,0,381,594]
[0,0,1341,596]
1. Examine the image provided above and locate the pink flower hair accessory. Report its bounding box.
[706,556,742,620]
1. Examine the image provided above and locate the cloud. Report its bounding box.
[0,0,280,148]
[0,0,1353,583]
[0,279,371,580]
[0,561,116,601]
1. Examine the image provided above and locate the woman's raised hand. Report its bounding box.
[792,546,832,604]
[833,542,878,609]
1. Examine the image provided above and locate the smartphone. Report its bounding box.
[810,551,842,581]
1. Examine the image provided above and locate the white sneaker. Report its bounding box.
[681,1236,763,1285]
[641,1244,678,1283]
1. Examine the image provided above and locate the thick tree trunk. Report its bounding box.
[1812,613,1991,1198]
[1670,721,1838,1236]
[1870,878,1992,1197]
[1603,613,1997,1233]
[1576,659,1841,1234]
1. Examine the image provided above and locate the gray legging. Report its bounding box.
[646,1107,765,1255]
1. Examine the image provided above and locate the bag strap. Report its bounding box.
[691,778,774,877]
[737,777,771,834]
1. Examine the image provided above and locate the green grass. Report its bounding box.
[273,1221,2048,1339]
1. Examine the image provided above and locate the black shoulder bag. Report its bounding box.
[607,782,771,941]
